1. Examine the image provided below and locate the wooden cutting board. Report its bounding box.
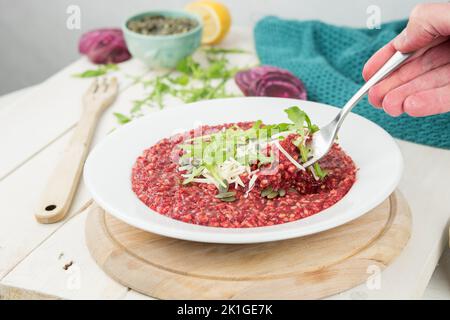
[85,190,411,299]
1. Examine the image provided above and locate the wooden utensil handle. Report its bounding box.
[35,110,100,224]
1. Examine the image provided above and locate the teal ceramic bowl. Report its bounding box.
[122,10,203,69]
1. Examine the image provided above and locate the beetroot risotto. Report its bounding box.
[132,106,357,228]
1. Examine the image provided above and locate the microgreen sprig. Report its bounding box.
[179,106,328,202]
[73,63,118,78]
[115,47,247,119]
[285,107,327,179]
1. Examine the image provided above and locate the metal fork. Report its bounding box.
[303,51,411,168]
[35,77,118,224]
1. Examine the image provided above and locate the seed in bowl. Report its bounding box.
[127,15,198,36]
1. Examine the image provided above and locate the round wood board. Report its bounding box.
[85,190,411,299]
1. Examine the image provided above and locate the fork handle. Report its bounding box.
[335,51,412,129]
[35,109,101,224]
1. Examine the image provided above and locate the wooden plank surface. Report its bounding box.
[0,58,150,181]
[84,192,411,300]
[0,28,448,299]
[0,82,160,280]
[1,210,128,300]
[0,130,79,280]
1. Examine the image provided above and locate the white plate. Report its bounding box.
[84,97,403,244]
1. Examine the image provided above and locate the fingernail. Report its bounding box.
[393,29,407,49]
[382,96,403,117]
[368,88,382,108]
[404,96,421,116]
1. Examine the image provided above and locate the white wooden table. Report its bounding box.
[0,28,449,300]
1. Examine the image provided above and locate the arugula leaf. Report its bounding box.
[264,123,291,137]
[202,58,229,79]
[285,106,306,130]
[123,49,243,119]
[285,106,320,134]
[182,166,205,185]
[73,64,118,78]
[299,145,310,163]
[73,69,106,78]
[151,78,170,108]
[176,56,200,75]
[169,74,190,86]
[113,112,131,124]
[303,112,319,133]
[285,106,328,179]
[202,47,249,55]
[313,162,328,179]
[131,99,146,114]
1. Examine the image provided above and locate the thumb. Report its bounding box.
[393,3,450,53]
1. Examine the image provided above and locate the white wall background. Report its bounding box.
[0,0,437,95]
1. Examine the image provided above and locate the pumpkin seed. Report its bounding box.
[215,191,236,199]
[279,189,286,197]
[127,15,198,36]
[220,197,236,202]
[261,187,273,197]
[267,191,279,199]
[288,187,299,194]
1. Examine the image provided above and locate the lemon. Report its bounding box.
[185,0,231,45]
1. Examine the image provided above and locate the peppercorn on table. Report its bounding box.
[0,28,449,300]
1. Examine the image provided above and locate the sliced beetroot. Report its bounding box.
[78,29,131,64]
[235,66,307,100]
[252,71,307,100]
[235,66,280,95]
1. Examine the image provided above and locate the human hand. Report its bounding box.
[362,3,450,117]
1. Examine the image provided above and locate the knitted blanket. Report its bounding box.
[254,16,450,149]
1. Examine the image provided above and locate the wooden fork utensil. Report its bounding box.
[35,77,118,224]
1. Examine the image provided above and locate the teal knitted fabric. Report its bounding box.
[254,17,450,149]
